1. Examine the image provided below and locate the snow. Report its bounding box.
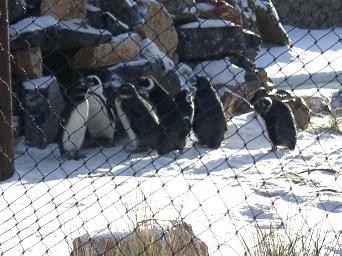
[139,38,175,72]
[23,76,57,90]
[0,110,340,255]
[185,3,214,14]
[193,57,246,85]
[111,32,138,43]
[57,19,112,36]
[256,25,342,89]
[85,3,102,12]
[1,25,342,255]
[179,18,235,28]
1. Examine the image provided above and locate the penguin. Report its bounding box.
[59,78,89,160]
[253,96,297,151]
[137,76,185,154]
[192,76,226,149]
[249,87,268,105]
[174,89,195,149]
[86,75,116,145]
[114,83,160,153]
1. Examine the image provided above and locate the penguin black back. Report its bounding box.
[138,76,185,153]
[115,83,160,152]
[253,96,297,151]
[193,76,226,149]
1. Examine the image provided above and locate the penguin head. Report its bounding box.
[254,97,272,115]
[138,76,155,90]
[86,75,103,94]
[195,76,212,89]
[117,83,138,99]
[250,87,268,105]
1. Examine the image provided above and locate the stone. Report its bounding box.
[195,1,243,25]
[48,20,113,49]
[22,76,65,148]
[177,22,246,62]
[86,4,130,36]
[303,95,330,114]
[14,47,43,79]
[216,80,261,119]
[10,16,113,51]
[99,0,143,27]
[269,90,311,130]
[107,39,181,94]
[71,220,209,256]
[41,0,86,20]
[249,0,290,45]
[108,59,181,95]
[71,33,141,69]
[8,0,27,24]
[158,0,196,17]
[136,0,179,60]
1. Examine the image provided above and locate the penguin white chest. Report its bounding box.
[87,94,115,139]
[114,98,138,147]
[62,99,89,153]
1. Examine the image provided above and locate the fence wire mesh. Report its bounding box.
[1,0,342,255]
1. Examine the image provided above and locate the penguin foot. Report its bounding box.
[269,146,278,152]
[64,151,86,160]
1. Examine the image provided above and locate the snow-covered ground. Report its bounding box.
[1,26,341,255]
[1,112,341,255]
[256,25,342,89]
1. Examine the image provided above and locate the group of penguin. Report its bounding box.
[58,75,297,160]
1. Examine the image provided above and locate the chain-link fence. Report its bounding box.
[0,0,341,255]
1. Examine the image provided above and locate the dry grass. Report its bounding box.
[242,223,335,256]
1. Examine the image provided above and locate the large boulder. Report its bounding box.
[158,0,196,17]
[10,16,113,51]
[188,1,243,25]
[249,0,290,45]
[22,76,65,148]
[177,20,247,61]
[14,47,43,79]
[99,0,143,27]
[71,33,141,69]
[107,39,181,94]
[41,0,86,20]
[86,4,130,36]
[136,0,179,60]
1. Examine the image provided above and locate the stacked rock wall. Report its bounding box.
[273,0,342,28]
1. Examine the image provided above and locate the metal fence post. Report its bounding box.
[0,0,14,181]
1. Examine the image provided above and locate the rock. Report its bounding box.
[99,0,143,27]
[269,90,311,130]
[22,76,65,148]
[8,0,27,24]
[303,95,330,114]
[249,0,290,45]
[107,39,181,94]
[273,0,342,29]
[71,33,141,69]
[193,57,246,86]
[216,80,261,119]
[158,0,196,17]
[10,16,112,51]
[86,4,130,36]
[136,0,178,60]
[71,220,209,256]
[41,0,86,20]
[14,47,43,79]
[331,90,342,113]
[177,20,246,62]
[192,1,243,25]
[48,20,113,49]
